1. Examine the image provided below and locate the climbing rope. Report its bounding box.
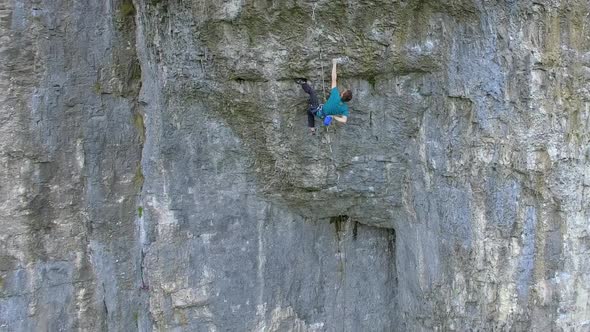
[312,3,328,102]
[319,45,327,102]
[311,3,340,185]
[320,45,337,182]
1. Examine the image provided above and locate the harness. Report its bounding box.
[312,105,325,119]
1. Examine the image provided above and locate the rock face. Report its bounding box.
[1,0,589,330]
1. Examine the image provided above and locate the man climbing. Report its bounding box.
[296,58,352,135]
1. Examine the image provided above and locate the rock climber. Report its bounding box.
[296,58,352,135]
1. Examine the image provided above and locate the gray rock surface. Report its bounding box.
[1,0,589,330]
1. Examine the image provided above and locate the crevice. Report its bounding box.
[114,1,152,329]
[329,215,349,244]
[102,283,109,318]
[387,228,398,287]
[139,250,149,291]
[231,77,270,83]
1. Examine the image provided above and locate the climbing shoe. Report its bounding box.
[295,78,307,85]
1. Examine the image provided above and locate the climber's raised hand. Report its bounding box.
[331,59,338,88]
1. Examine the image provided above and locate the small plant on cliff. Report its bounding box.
[92,82,102,94]
[119,1,135,17]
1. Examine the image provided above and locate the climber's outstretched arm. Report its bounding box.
[332,115,347,124]
[331,59,338,88]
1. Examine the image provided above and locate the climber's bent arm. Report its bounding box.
[332,115,347,124]
[331,60,337,88]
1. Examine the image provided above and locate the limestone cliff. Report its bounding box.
[1,0,589,331]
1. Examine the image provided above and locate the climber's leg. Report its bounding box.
[302,81,319,130]
[297,80,319,134]
[301,82,319,110]
[307,107,316,128]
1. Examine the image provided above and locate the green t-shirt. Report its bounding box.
[322,87,349,117]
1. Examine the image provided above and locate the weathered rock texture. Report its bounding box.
[1,0,589,330]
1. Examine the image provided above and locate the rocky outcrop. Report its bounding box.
[1,0,589,330]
